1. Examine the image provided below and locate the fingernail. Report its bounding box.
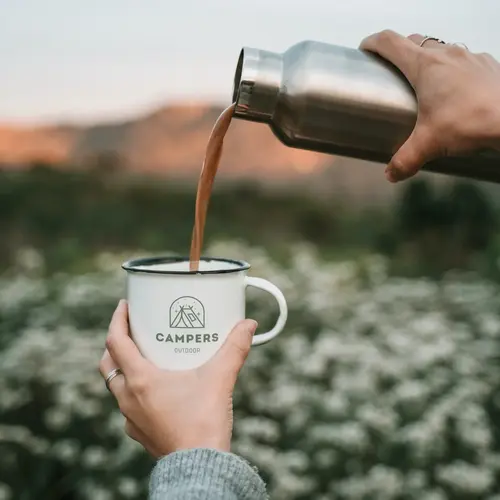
[385,166,400,183]
[385,171,398,183]
[245,319,258,335]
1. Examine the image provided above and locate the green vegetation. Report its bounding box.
[0,163,498,278]
[2,163,500,499]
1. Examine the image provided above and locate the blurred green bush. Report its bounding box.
[0,164,498,278]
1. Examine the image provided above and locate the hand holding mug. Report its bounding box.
[99,300,258,457]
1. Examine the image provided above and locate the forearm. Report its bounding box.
[149,448,268,500]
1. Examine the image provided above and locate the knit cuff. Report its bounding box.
[149,448,268,500]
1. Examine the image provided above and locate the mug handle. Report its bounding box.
[245,276,288,346]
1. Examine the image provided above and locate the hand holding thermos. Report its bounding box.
[360,31,500,182]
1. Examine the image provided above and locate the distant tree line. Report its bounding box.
[0,162,497,277]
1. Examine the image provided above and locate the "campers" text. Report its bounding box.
[156,333,219,344]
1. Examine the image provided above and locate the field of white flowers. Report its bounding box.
[1,241,500,500]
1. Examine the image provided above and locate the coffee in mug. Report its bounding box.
[123,256,287,370]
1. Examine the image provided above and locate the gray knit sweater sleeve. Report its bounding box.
[149,448,268,500]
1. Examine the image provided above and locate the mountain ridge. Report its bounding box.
[0,102,397,203]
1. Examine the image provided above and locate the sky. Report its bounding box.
[1,0,498,124]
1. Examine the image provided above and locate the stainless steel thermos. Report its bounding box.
[232,41,500,183]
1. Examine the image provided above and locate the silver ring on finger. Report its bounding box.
[105,368,123,391]
[420,36,446,47]
[452,42,469,51]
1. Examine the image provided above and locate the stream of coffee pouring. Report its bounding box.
[189,103,236,271]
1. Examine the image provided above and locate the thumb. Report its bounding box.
[386,126,434,183]
[205,319,258,382]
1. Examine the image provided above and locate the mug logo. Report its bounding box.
[170,296,205,329]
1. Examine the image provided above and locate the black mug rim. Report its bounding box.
[122,256,251,275]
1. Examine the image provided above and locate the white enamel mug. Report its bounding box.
[122,256,288,370]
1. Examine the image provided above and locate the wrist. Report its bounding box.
[155,436,230,458]
[175,439,230,454]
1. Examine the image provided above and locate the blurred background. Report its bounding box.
[1,1,500,499]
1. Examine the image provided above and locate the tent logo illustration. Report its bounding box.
[169,296,205,329]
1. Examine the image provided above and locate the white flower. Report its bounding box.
[117,477,140,498]
[82,446,108,468]
[51,439,80,464]
[436,461,494,495]
[15,247,45,274]
[45,408,71,431]
[420,490,447,500]
[0,483,12,500]
[80,480,113,500]
[309,423,369,453]
[366,465,404,498]
[236,417,280,443]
